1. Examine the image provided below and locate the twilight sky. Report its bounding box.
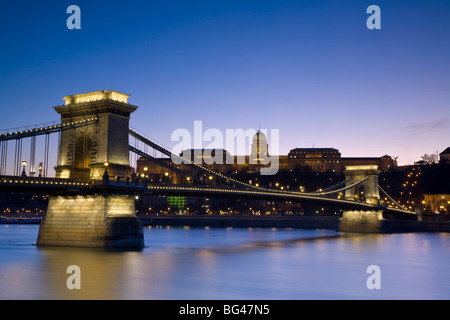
[0,0,449,166]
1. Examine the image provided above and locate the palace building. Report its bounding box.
[136,130,397,182]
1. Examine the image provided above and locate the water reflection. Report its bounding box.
[0,225,449,299]
[36,247,142,299]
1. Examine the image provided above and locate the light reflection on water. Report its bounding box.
[0,224,449,300]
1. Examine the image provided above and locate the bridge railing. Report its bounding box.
[0,120,60,135]
[0,117,98,142]
[0,175,90,187]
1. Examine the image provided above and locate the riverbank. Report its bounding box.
[139,215,340,230]
[138,215,450,233]
[0,216,43,224]
[2,214,449,232]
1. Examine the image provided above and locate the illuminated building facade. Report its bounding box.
[136,130,397,181]
[287,148,341,172]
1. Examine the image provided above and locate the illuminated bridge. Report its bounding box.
[0,174,412,215]
[0,90,416,248]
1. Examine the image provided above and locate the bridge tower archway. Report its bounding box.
[71,135,94,180]
[343,165,381,205]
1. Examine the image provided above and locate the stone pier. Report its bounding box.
[37,194,144,248]
[337,210,392,233]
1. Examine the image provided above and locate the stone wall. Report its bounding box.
[337,210,392,233]
[37,194,144,248]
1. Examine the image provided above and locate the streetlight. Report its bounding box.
[142,167,149,183]
[21,161,27,177]
[162,172,169,184]
[103,162,109,182]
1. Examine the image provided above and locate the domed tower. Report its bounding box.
[250,130,269,164]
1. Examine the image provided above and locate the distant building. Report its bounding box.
[287,148,341,172]
[423,194,450,213]
[341,155,397,172]
[286,149,396,172]
[414,160,432,166]
[137,130,397,181]
[440,147,450,163]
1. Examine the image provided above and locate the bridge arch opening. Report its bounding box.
[72,135,93,180]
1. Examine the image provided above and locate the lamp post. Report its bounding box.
[103,162,109,182]
[21,161,27,177]
[164,171,169,184]
[142,166,149,184]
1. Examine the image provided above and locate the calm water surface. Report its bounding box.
[0,224,449,300]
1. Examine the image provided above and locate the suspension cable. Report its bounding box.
[378,185,406,209]
[129,128,259,190]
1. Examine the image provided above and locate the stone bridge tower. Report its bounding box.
[338,165,392,233]
[37,91,144,249]
[54,90,137,181]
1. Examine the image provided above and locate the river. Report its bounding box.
[0,224,449,300]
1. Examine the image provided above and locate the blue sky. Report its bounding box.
[1,0,449,166]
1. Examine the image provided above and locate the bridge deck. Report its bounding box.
[0,175,415,215]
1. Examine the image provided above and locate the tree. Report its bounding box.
[421,153,439,164]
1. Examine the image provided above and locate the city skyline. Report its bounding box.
[1,1,450,302]
[1,0,449,166]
